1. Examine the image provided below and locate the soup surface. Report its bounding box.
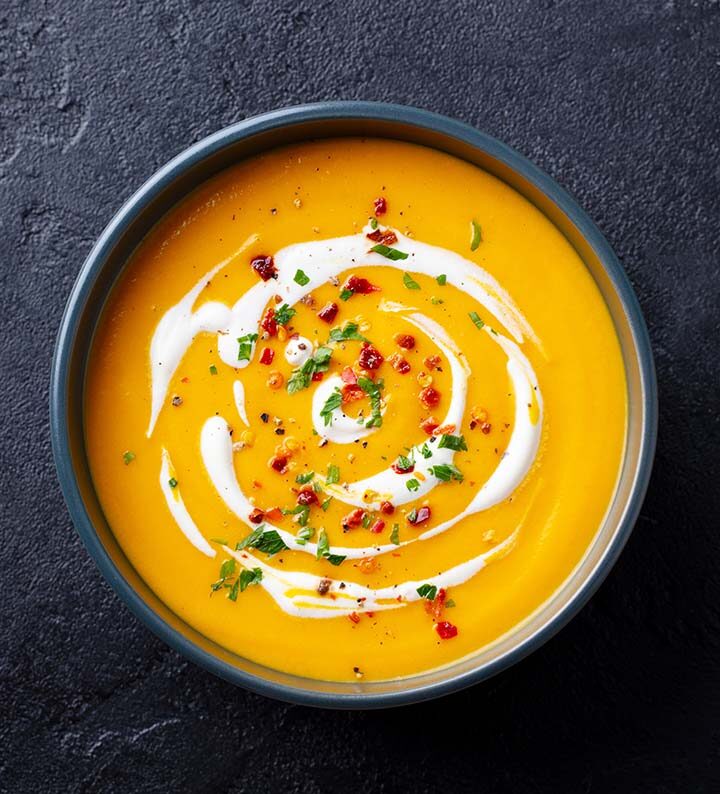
[85,138,626,682]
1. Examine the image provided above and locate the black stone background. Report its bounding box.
[1,0,719,791]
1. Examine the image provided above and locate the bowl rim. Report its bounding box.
[50,101,657,709]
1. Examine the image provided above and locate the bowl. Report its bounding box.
[50,102,657,708]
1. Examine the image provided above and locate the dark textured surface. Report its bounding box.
[1,0,719,791]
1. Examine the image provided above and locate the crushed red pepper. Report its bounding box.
[435,621,458,640]
[251,254,277,281]
[259,347,274,365]
[342,275,380,296]
[358,343,384,371]
[342,508,366,531]
[317,302,339,323]
[373,196,387,216]
[407,505,432,526]
[366,228,397,245]
[419,386,441,408]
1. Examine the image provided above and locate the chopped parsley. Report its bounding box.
[274,304,296,326]
[293,269,311,286]
[295,471,315,484]
[339,288,354,301]
[390,523,400,545]
[437,433,468,451]
[321,497,333,511]
[168,477,178,489]
[416,583,438,601]
[328,322,367,342]
[469,311,485,330]
[295,526,314,546]
[430,297,444,305]
[237,332,258,362]
[361,512,373,529]
[238,567,263,593]
[357,376,383,428]
[370,243,409,261]
[402,272,421,290]
[326,463,340,484]
[319,388,343,426]
[315,529,346,565]
[406,478,420,492]
[470,219,482,251]
[445,598,456,608]
[420,443,433,459]
[122,451,136,465]
[429,463,464,482]
[287,345,333,393]
[436,274,447,286]
[395,453,414,471]
[369,217,378,230]
[209,364,218,375]
[235,526,288,556]
[211,558,236,592]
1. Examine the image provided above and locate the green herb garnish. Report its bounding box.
[445,598,456,608]
[436,274,447,286]
[287,345,333,393]
[370,243,409,261]
[430,297,444,305]
[211,557,237,592]
[295,471,315,484]
[328,322,367,342]
[429,463,464,482]
[321,497,333,511]
[122,451,136,465]
[470,219,482,251]
[325,554,346,566]
[319,388,343,426]
[209,364,218,375]
[326,463,340,484]
[416,583,438,601]
[274,304,296,326]
[437,433,467,451]
[295,527,314,546]
[406,478,420,492]
[168,477,178,489]
[402,272,421,290]
[239,567,263,592]
[315,529,346,565]
[235,526,288,557]
[237,332,258,362]
[390,524,400,545]
[357,376,383,428]
[294,269,310,286]
[420,443,433,459]
[369,217,378,230]
[339,288,354,301]
[469,311,485,330]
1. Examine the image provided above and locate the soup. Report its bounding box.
[85,138,626,682]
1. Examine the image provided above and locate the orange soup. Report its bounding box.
[85,138,626,682]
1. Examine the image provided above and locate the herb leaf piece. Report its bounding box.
[437,434,468,451]
[469,311,485,330]
[237,332,258,362]
[294,269,310,286]
[436,274,447,286]
[470,219,482,251]
[403,272,421,290]
[429,463,464,482]
[274,304,296,326]
[417,583,438,601]
[328,322,367,342]
[370,243,409,261]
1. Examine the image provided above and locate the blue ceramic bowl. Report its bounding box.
[50,102,657,708]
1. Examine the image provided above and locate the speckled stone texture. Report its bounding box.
[1,0,719,791]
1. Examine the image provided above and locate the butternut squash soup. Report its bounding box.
[85,138,626,682]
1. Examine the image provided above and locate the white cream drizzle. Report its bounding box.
[150,226,545,619]
[232,380,249,426]
[223,528,518,619]
[159,449,215,557]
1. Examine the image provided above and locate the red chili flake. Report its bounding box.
[251,254,277,281]
[264,506,283,521]
[369,519,385,534]
[341,366,358,385]
[420,416,440,435]
[358,343,384,371]
[311,372,324,382]
[391,459,415,474]
[348,612,361,624]
[341,384,365,403]
[373,196,387,216]
[297,488,318,506]
[248,507,265,524]
[433,423,456,436]
[317,302,339,323]
[342,508,366,531]
[481,422,492,435]
[407,505,431,526]
[380,501,395,515]
[388,353,411,374]
[261,307,278,336]
[343,275,380,295]
[273,294,283,304]
[424,354,442,370]
[270,455,288,474]
[419,386,441,408]
[366,228,397,245]
[259,347,275,365]
[435,621,458,640]
[394,333,416,350]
